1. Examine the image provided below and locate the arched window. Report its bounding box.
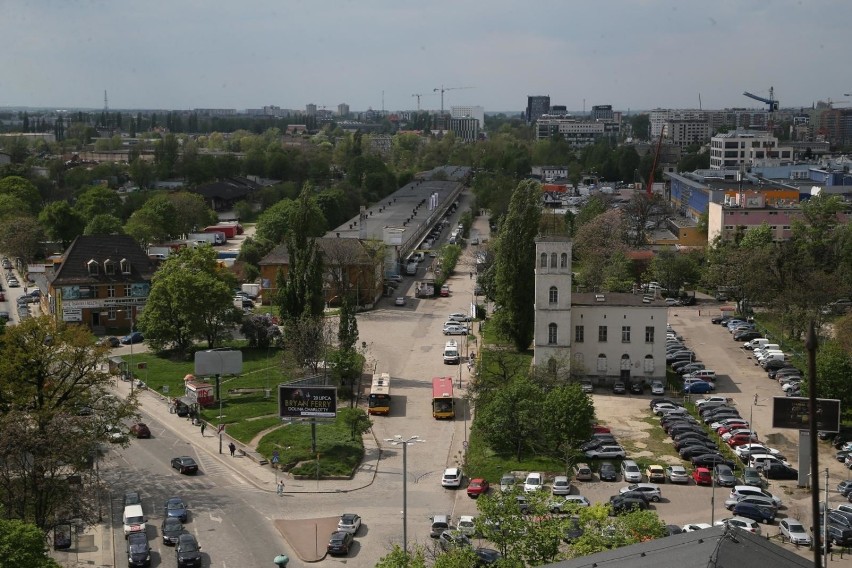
[550,253,557,268]
[644,355,655,373]
[560,253,568,268]
[596,354,607,372]
[540,253,547,268]
[549,286,558,304]
[620,354,631,370]
[548,323,558,345]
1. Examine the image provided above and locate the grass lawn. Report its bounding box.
[464,427,565,482]
[255,417,363,477]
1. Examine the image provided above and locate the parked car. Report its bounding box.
[715,516,762,535]
[442,467,463,488]
[457,515,476,536]
[714,464,737,487]
[609,496,648,515]
[612,382,626,394]
[120,332,145,345]
[729,485,782,507]
[692,467,712,486]
[740,467,767,488]
[551,476,571,496]
[126,531,151,567]
[599,462,618,481]
[665,465,690,484]
[98,336,121,348]
[650,381,665,395]
[394,296,406,306]
[467,478,489,498]
[691,454,735,469]
[683,381,714,394]
[619,483,661,502]
[580,380,594,393]
[549,495,591,513]
[732,502,775,524]
[585,445,627,459]
[574,463,594,481]
[161,517,183,545]
[621,460,642,483]
[645,465,666,483]
[499,474,515,492]
[327,530,355,556]
[763,463,798,480]
[523,472,544,493]
[779,518,811,545]
[175,533,202,567]
[430,514,451,538]
[164,497,188,522]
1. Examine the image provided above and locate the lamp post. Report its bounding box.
[384,435,423,557]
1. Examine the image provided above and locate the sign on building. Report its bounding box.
[278,385,338,419]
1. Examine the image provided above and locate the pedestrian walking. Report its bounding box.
[228,442,236,457]
[200,422,206,436]
[469,271,473,279]
[754,393,758,406]
[277,480,285,495]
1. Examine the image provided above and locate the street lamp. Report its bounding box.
[384,435,424,556]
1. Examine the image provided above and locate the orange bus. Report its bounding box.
[368,373,391,415]
[432,376,455,419]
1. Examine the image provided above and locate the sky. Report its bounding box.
[2,0,851,114]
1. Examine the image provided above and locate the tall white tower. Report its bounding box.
[533,236,573,375]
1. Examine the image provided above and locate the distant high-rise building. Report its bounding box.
[337,103,349,117]
[306,104,317,116]
[450,116,480,142]
[450,105,484,129]
[591,105,614,121]
[527,95,551,124]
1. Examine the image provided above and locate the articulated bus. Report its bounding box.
[368,373,391,415]
[431,376,455,419]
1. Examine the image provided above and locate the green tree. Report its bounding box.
[337,296,359,352]
[138,246,241,353]
[0,194,31,221]
[73,186,122,221]
[255,199,296,244]
[124,194,180,244]
[129,157,154,189]
[0,517,62,568]
[39,201,84,246]
[0,216,44,263]
[573,209,628,290]
[648,247,702,295]
[474,376,542,460]
[493,180,541,351]
[811,341,852,408]
[0,175,40,213]
[338,407,372,441]
[374,544,427,568]
[569,505,666,556]
[84,214,125,235]
[154,134,180,178]
[167,192,218,235]
[0,317,138,531]
[543,385,595,473]
[276,185,326,320]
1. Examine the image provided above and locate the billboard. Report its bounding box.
[194,349,243,376]
[771,397,841,432]
[278,385,338,419]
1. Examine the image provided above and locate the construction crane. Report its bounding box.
[411,93,434,111]
[743,86,779,112]
[433,85,474,114]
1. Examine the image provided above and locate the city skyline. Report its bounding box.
[2,1,851,113]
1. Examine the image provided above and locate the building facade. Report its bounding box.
[450,105,485,129]
[532,237,668,384]
[536,116,607,146]
[450,116,480,142]
[47,235,157,332]
[533,237,573,372]
[337,103,350,117]
[709,130,793,170]
[664,119,710,148]
[526,95,551,124]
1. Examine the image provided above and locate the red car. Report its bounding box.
[692,467,712,486]
[727,433,758,447]
[592,425,611,434]
[467,478,489,498]
[130,423,151,439]
[716,424,748,435]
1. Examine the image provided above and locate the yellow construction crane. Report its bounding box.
[433,85,474,114]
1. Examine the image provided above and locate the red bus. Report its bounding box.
[432,377,455,419]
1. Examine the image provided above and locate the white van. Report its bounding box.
[684,370,716,381]
[122,504,146,537]
[443,340,460,364]
[754,343,779,356]
[756,349,784,362]
[745,338,769,350]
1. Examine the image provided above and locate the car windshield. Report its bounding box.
[788,523,805,532]
[126,515,144,524]
[181,539,198,552]
[167,501,183,509]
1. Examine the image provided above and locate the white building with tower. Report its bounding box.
[533,236,668,385]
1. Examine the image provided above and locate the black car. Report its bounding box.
[613,490,651,504]
[175,533,202,567]
[666,524,684,536]
[609,496,648,515]
[599,462,618,481]
[673,434,712,448]
[763,463,798,480]
[127,532,151,567]
[327,530,355,556]
[629,382,644,394]
[838,480,852,497]
[680,444,719,459]
[734,330,761,342]
[667,424,705,437]
[711,315,732,325]
[733,502,775,524]
[475,547,502,565]
[692,454,735,469]
[161,517,183,545]
[171,456,199,475]
[165,497,188,522]
[762,358,789,371]
[612,382,626,394]
[98,336,122,348]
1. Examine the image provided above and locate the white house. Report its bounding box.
[533,236,668,384]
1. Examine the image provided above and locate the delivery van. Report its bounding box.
[443,340,460,364]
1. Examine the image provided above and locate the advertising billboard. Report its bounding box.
[771,396,841,432]
[278,385,338,419]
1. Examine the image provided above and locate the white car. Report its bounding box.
[394,296,406,306]
[441,467,462,488]
[549,495,591,513]
[619,483,661,502]
[779,518,811,545]
[665,465,690,484]
[650,381,665,395]
[337,513,362,535]
[695,396,730,408]
[524,472,544,493]
[442,324,468,336]
[499,474,515,492]
[447,312,471,323]
[681,523,712,532]
[551,475,571,496]
[457,515,476,536]
[584,445,626,459]
[652,403,680,415]
[715,516,761,535]
[734,444,781,460]
[729,485,782,507]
